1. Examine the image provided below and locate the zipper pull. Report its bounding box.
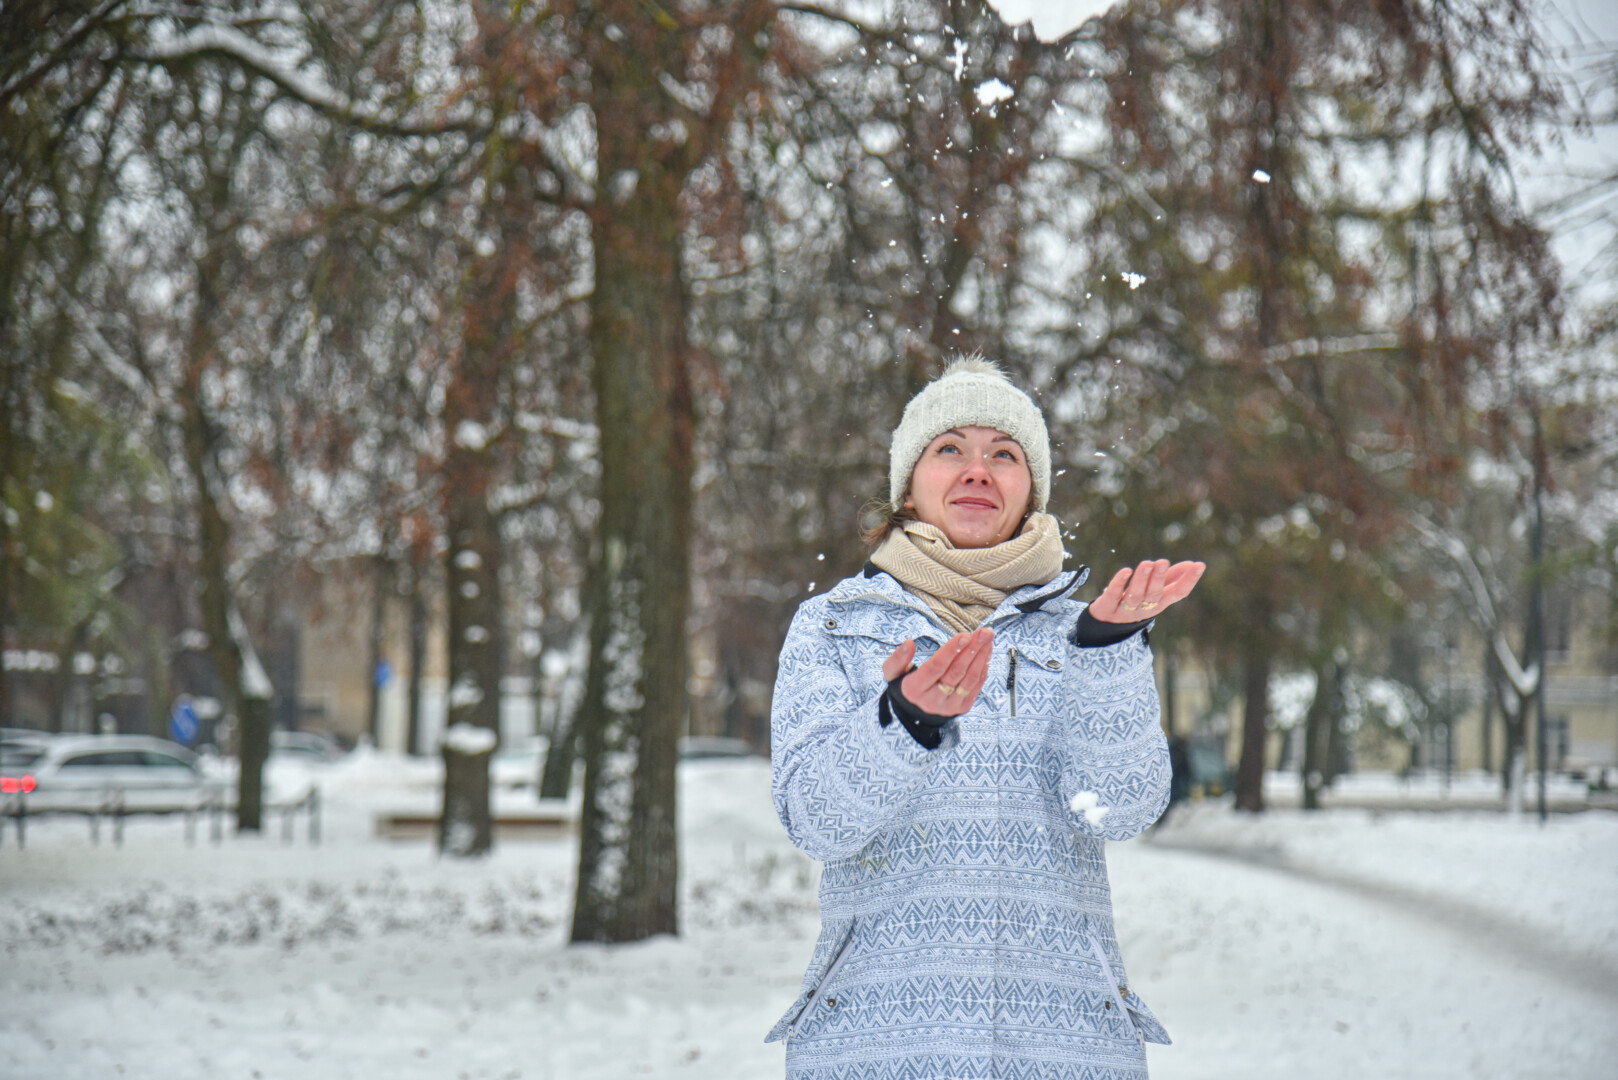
[1006,646,1018,717]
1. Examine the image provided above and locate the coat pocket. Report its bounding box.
[765,916,855,1043]
[1085,931,1171,1046]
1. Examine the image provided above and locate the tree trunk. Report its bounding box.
[365,556,389,747]
[443,738,494,853]
[1325,682,1351,783]
[570,11,701,942]
[51,619,91,732]
[0,341,12,726]
[407,565,427,756]
[1480,644,1496,774]
[239,692,271,825]
[1234,644,1270,812]
[143,629,170,739]
[1498,682,1527,805]
[439,399,503,857]
[436,208,518,856]
[1301,658,1344,810]
[177,267,272,831]
[540,688,581,800]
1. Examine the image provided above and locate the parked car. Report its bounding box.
[0,735,226,809]
[0,731,54,793]
[1,727,56,755]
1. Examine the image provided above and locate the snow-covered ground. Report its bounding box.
[2,754,1615,1079]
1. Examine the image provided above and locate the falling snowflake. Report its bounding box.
[975,79,1014,107]
[1121,271,1146,290]
[1252,169,1271,183]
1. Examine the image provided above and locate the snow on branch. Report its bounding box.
[1261,333,1400,363]
[228,604,275,701]
[1408,513,1539,698]
[775,3,896,39]
[37,261,158,404]
[134,22,479,137]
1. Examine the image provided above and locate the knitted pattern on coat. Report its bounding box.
[768,569,1172,1080]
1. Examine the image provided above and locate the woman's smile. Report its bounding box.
[905,426,1032,547]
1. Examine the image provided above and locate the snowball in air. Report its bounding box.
[1069,790,1111,825]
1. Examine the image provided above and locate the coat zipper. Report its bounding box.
[1087,931,1140,1039]
[789,929,856,1038]
[1006,647,1019,717]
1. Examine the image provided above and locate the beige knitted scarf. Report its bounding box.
[869,512,1066,634]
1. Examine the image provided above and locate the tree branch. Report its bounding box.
[774,3,892,39]
[131,22,482,137]
[0,0,129,107]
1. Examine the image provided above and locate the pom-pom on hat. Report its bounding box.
[888,353,1051,511]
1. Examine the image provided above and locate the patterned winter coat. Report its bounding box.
[767,565,1172,1080]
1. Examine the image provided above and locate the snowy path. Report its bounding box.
[1141,833,1618,1007]
[3,759,1614,1079]
[1111,841,1618,1080]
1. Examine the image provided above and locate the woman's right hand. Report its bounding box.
[882,627,995,716]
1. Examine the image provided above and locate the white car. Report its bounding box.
[1,734,226,811]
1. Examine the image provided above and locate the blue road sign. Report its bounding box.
[169,699,199,745]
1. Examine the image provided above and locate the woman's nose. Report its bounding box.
[960,456,992,483]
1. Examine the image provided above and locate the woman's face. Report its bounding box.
[905,426,1033,548]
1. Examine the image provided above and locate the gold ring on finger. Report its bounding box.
[1141,601,1159,610]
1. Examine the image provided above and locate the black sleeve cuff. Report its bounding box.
[877,671,951,750]
[1074,608,1152,648]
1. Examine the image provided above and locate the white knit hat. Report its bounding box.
[888,354,1051,510]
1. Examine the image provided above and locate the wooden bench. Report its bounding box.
[374,803,574,841]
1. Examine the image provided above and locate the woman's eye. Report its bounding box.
[937,444,961,455]
[995,450,1017,460]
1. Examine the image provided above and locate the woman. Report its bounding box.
[766,355,1204,1080]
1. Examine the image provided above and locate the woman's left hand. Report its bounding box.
[1087,559,1205,624]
